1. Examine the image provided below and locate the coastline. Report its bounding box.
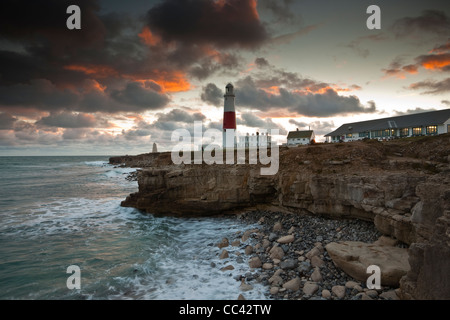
[219,210,403,300]
[112,134,450,300]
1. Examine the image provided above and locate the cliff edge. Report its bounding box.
[111,134,450,299]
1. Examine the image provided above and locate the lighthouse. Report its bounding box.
[223,83,236,149]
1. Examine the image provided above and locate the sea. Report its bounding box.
[0,156,267,300]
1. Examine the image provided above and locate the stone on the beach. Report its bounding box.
[277,234,294,244]
[238,294,246,300]
[262,239,271,248]
[270,287,279,295]
[262,263,273,270]
[310,255,324,267]
[288,226,295,234]
[221,265,234,271]
[380,290,399,300]
[268,275,283,286]
[374,235,398,246]
[345,281,360,289]
[273,222,282,232]
[248,256,262,268]
[302,281,319,295]
[332,285,346,299]
[231,240,240,247]
[220,249,229,259]
[325,241,410,287]
[269,246,285,260]
[298,261,312,274]
[217,238,229,249]
[366,289,379,299]
[244,245,253,255]
[280,259,297,270]
[283,277,301,291]
[240,280,253,292]
[305,247,320,260]
[311,267,323,282]
[322,289,331,299]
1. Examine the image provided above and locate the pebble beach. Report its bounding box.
[217,210,404,300]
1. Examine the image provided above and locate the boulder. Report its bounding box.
[248,256,262,268]
[332,285,346,299]
[269,246,285,260]
[283,277,301,291]
[326,241,410,287]
[277,234,294,244]
[219,249,229,259]
[302,281,319,295]
[311,267,323,282]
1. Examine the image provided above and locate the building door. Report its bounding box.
[448,124,450,133]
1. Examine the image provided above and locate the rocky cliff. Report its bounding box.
[113,134,450,299]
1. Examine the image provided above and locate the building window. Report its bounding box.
[412,127,423,135]
[400,128,409,137]
[426,125,437,135]
[383,129,390,137]
[346,133,352,138]
[372,130,382,137]
[359,132,369,138]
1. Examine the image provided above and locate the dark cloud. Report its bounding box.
[391,10,450,38]
[201,83,224,107]
[235,76,374,117]
[239,112,287,135]
[146,0,268,49]
[36,111,112,128]
[255,57,270,68]
[408,78,450,94]
[289,119,335,136]
[110,82,170,111]
[0,112,17,130]
[156,109,206,123]
[258,0,296,24]
[0,0,106,55]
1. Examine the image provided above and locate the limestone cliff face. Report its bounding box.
[115,134,450,299]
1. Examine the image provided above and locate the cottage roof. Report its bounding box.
[287,130,314,139]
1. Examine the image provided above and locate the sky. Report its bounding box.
[0,0,449,155]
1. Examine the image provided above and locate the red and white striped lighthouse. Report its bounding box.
[223,83,236,148]
[223,83,236,130]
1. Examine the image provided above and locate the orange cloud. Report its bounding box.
[64,64,119,78]
[138,26,161,46]
[129,71,191,93]
[419,54,450,70]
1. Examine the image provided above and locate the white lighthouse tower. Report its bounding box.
[222,83,237,149]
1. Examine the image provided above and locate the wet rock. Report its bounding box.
[217,238,229,249]
[220,249,229,259]
[244,245,253,255]
[283,277,301,291]
[249,256,262,268]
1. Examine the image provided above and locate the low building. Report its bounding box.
[325,109,450,143]
[287,129,315,146]
[236,132,272,149]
